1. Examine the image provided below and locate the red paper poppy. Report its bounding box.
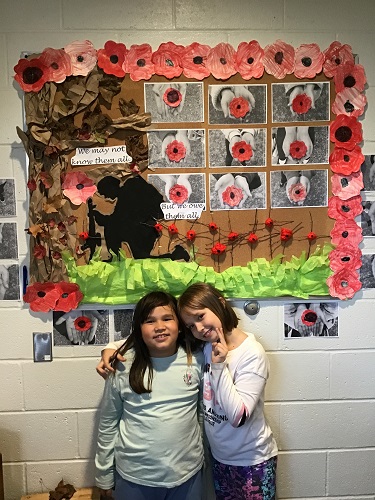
[33,245,47,259]
[152,42,184,79]
[165,140,186,163]
[168,223,179,235]
[327,268,362,300]
[329,146,364,175]
[154,223,163,233]
[124,43,154,81]
[331,171,364,200]
[209,222,218,231]
[333,62,366,94]
[323,41,354,78]
[288,182,307,204]
[211,242,227,255]
[62,171,97,205]
[39,47,72,83]
[330,219,363,246]
[79,231,89,240]
[74,316,92,332]
[206,43,237,79]
[291,93,312,114]
[247,233,258,244]
[228,231,239,241]
[181,42,211,80]
[280,228,293,242]
[307,231,317,241]
[64,40,97,76]
[289,140,307,160]
[301,309,318,326]
[229,97,250,119]
[328,195,363,220]
[330,115,363,151]
[265,218,274,228]
[332,88,367,119]
[169,184,189,205]
[163,87,183,108]
[23,282,60,313]
[221,185,244,208]
[294,43,324,79]
[14,57,50,92]
[235,41,264,79]
[231,141,253,162]
[263,39,295,79]
[97,40,128,78]
[27,179,37,191]
[186,230,196,241]
[55,282,84,312]
[329,244,362,272]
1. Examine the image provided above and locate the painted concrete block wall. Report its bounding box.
[0,1,374,499]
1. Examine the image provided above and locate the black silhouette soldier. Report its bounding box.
[93,175,189,261]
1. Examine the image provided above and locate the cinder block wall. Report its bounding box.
[1,1,375,499]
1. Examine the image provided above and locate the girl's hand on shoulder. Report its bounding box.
[211,328,228,364]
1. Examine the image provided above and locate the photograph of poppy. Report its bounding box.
[208,128,266,168]
[0,179,16,217]
[114,309,134,342]
[270,169,328,208]
[0,222,18,259]
[53,309,109,346]
[360,155,375,191]
[272,82,330,123]
[147,129,205,169]
[361,200,375,237]
[0,264,19,300]
[284,302,339,338]
[33,332,53,362]
[148,173,206,205]
[144,82,204,123]
[208,84,266,125]
[209,172,266,211]
[359,254,375,289]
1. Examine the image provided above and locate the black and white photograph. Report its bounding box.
[0,179,16,217]
[144,82,204,123]
[208,128,266,168]
[33,332,53,362]
[360,155,375,191]
[148,173,206,205]
[270,169,328,208]
[0,222,18,259]
[284,302,339,337]
[114,309,134,342]
[359,254,375,288]
[53,309,109,346]
[272,82,330,123]
[271,126,329,166]
[0,263,20,300]
[147,129,205,169]
[209,172,266,211]
[208,84,267,125]
[361,200,375,236]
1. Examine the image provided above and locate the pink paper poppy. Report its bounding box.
[181,42,211,80]
[163,87,182,108]
[55,282,84,312]
[169,184,189,205]
[168,223,179,235]
[235,41,264,79]
[334,61,366,94]
[206,43,237,80]
[328,195,363,220]
[330,218,363,246]
[330,115,363,151]
[186,229,196,241]
[323,41,354,78]
[228,231,239,241]
[291,93,312,114]
[247,233,258,244]
[288,182,307,204]
[152,42,184,79]
[222,185,244,208]
[294,43,324,79]
[231,141,253,162]
[229,97,250,119]
[23,282,60,313]
[289,140,307,160]
[97,41,128,78]
[62,171,97,206]
[331,171,364,200]
[166,140,186,162]
[211,242,227,255]
[14,57,50,93]
[280,228,293,242]
[74,316,92,332]
[329,244,362,272]
[33,244,47,259]
[332,88,367,118]
[40,47,72,83]
[64,40,97,76]
[124,43,154,81]
[327,268,362,300]
[329,146,364,175]
[263,40,295,79]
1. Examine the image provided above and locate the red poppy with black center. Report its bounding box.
[186,229,196,241]
[166,140,186,162]
[228,231,239,241]
[74,316,92,332]
[289,140,307,160]
[154,223,163,233]
[209,222,218,231]
[169,184,189,205]
[288,182,307,203]
[168,223,179,235]
[330,115,362,151]
[97,41,128,77]
[181,42,211,79]
[23,282,60,313]
[231,141,253,162]
[40,47,72,83]
[301,309,317,326]
[329,244,362,272]
[329,146,364,175]
[222,185,244,208]
[334,61,366,94]
[152,42,184,79]
[14,57,50,92]
[211,242,226,255]
[265,218,274,228]
[307,231,317,241]
[330,219,363,246]
[263,40,295,79]
[291,93,312,114]
[327,268,362,300]
[247,233,258,244]
[235,40,264,79]
[229,97,250,119]
[280,228,293,241]
[55,282,84,312]
[328,194,363,220]
[163,87,182,108]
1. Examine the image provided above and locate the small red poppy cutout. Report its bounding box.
[169,184,189,205]
[289,141,307,160]
[154,223,163,233]
[280,228,293,241]
[222,185,244,208]
[265,218,274,228]
[247,233,258,244]
[168,223,179,235]
[211,242,226,255]
[288,182,307,204]
[74,316,92,332]
[228,231,239,241]
[229,97,250,119]
[231,141,253,162]
[163,87,183,108]
[291,93,312,114]
[209,222,218,231]
[307,231,317,241]
[186,230,196,241]
[166,140,186,162]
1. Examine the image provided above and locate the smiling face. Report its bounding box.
[181,306,222,343]
[141,305,179,357]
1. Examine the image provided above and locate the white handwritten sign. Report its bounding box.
[71,146,132,166]
[161,202,205,220]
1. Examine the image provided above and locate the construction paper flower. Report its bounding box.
[33,245,47,259]
[288,182,307,203]
[168,223,179,235]
[329,146,364,175]
[228,231,239,241]
[62,171,97,206]
[97,40,128,77]
[165,140,186,162]
[124,43,154,81]
[231,141,253,162]
[329,244,362,272]
[291,93,312,114]
[64,40,97,76]
[74,316,92,331]
[307,231,317,241]
[154,223,163,233]
[265,218,274,228]
[247,233,258,244]
[289,140,307,160]
[14,57,50,92]
[330,219,363,246]
[222,185,244,208]
[163,87,183,108]
[206,43,237,79]
[169,184,189,205]
[328,195,363,220]
[229,97,250,119]
[330,115,363,151]
[327,268,361,300]
[211,242,227,255]
[280,228,293,242]
[181,42,211,79]
[263,40,295,79]
[79,231,89,240]
[334,62,366,94]
[186,230,196,241]
[40,47,72,83]
[152,42,184,78]
[323,41,354,78]
[331,171,364,200]
[301,309,318,326]
[332,88,367,118]
[55,282,84,312]
[294,43,324,79]
[23,282,60,313]
[208,222,218,231]
[235,41,264,79]
[27,179,37,191]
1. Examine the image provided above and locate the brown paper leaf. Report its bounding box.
[49,479,76,500]
[119,97,140,117]
[27,224,44,237]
